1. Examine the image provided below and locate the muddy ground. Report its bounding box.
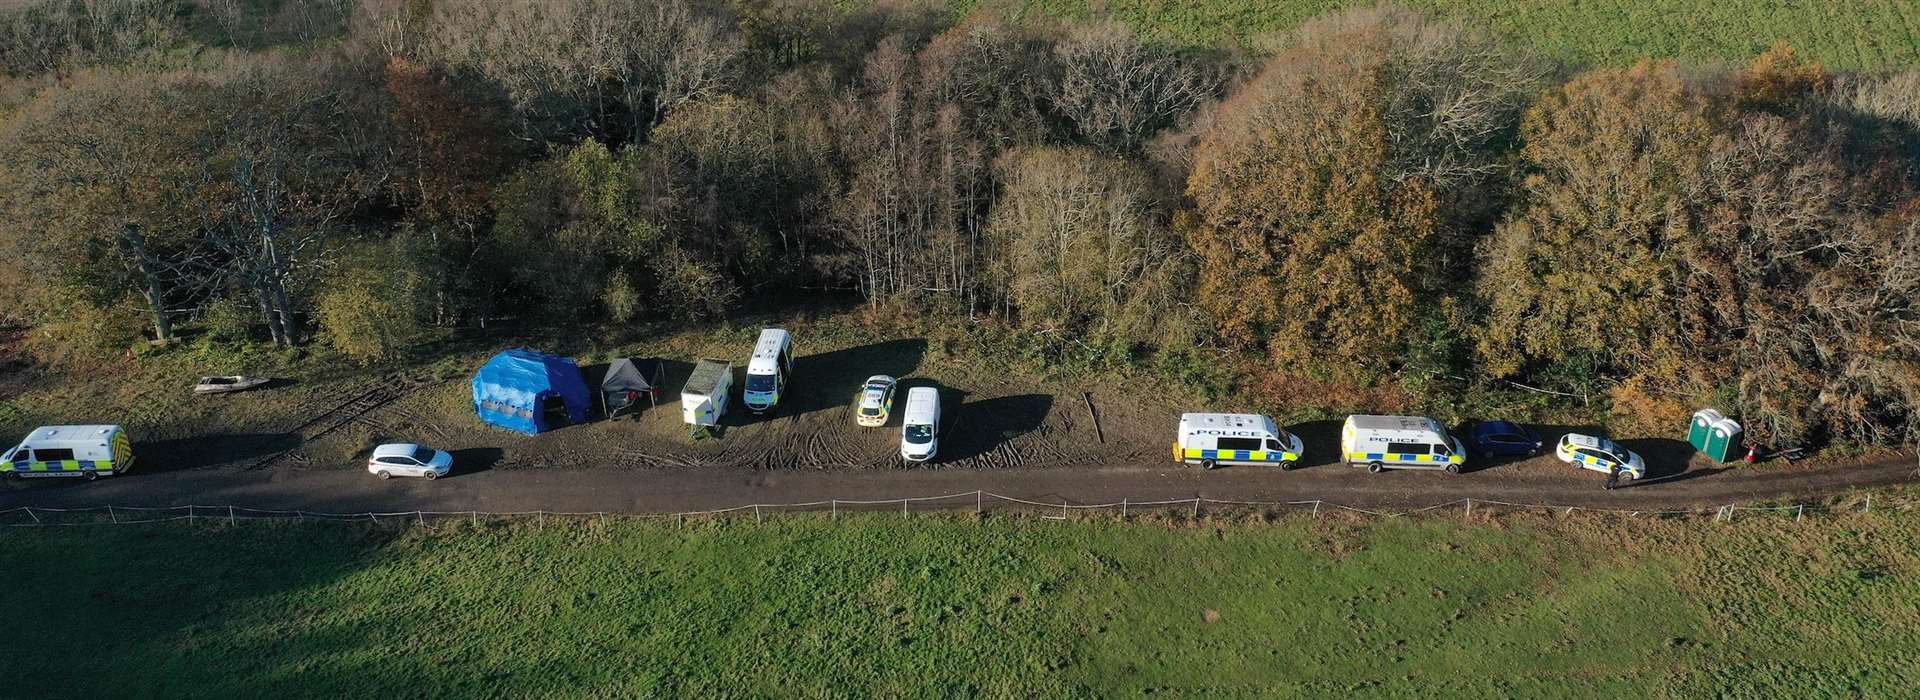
[4,322,1913,512]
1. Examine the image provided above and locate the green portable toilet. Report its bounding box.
[1703,417,1745,463]
[1688,409,1724,452]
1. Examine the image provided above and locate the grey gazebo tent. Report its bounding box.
[601,358,662,418]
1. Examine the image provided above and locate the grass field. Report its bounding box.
[5,499,1917,697]
[960,0,1920,69]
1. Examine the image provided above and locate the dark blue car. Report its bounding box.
[1471,420,1543,457]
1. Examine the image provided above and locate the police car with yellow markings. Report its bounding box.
[1174,413,1304,470]
[1555,433,1645,489]
[1341,414,1467,474]
[2,425,133,481]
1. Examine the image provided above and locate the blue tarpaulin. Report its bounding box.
[471,349,591,434]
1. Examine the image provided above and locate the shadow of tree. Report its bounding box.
[135,433,301,474]
[728,339,928,423]
[937,392,1053,464]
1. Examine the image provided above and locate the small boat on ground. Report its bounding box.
[194,376,270,395]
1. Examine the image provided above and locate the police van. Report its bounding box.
[1174,413,1304,470]
[2,425,134,480]
[743,328,793,414]
[1341,414,1466,474]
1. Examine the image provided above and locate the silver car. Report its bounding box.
[368,443,453,480]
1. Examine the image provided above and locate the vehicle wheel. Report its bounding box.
[1279,461,1296,471]
[376,470,391,480]
[84,470,99,481]
[1368,461,1384,474]
[1445,463,1461,475]
[1201,458,1217,470]
[423,470,438,480]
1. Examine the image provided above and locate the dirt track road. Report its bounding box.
[4,454,1915,516]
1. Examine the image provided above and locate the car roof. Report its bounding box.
[373,443,424,457]
[1475,420,1526,435]
[864,375,895,387]
[1562,434,1612,450]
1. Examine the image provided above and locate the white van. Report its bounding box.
[1173,413,1304,470]
[1341,415,1466,474]
[899,387,940,463]
[2,425,133,480]
[681,358,734,430]
[743,328,793,414]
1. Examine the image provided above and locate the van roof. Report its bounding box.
[1345,414,1442,434]
[27,425,119,441]
[1179,413,1277,434]
[903,387,939,421]
[750,329,789,360]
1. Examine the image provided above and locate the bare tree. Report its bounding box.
[1047,22,1220,153]
[424,0,739,142]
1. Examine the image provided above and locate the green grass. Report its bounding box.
[5,501,1918,696]
[958,0,1920,69]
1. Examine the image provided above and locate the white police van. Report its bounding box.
[2,425,134,480]
[1341,414,1466,474]
[1173,413,1304,470]
[742,328,793,414]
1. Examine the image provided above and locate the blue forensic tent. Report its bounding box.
[471,349,591,434]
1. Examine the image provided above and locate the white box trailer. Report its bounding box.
[1341,414,1466,474]
[681,359,734,430]
[2,425,133,480]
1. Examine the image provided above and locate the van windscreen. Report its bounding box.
[745,373,777,392]
[904,425,934,444]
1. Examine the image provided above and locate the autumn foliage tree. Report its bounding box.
[1481,51,1920,444]
[1183,8,1537,378]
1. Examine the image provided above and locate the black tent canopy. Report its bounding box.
[601,358,662,418]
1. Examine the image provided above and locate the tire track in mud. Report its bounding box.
[242,372,428,471]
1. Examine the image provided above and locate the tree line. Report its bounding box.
[1,0,1917,448]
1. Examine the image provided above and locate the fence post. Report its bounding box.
[1313,500,1321,517]
[1191,498,1200,520]
[1465,498,1473,519]
[188,505,195,525]
[1865,495,1872,514]
[976,490,982,515]
[471,510,478,525]
[108,505,116,524]
[417,511,425,525]
[1796,504,1804,522]
[755,504,762,524]
[229,506,236,525]
[831,500,838,519]
[1122,498,1128,519]
[902,499,909,517]
[25,507,37,524]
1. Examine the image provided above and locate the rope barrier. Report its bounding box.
[2,492,1911,527]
